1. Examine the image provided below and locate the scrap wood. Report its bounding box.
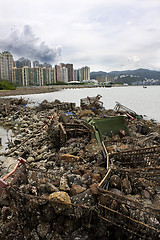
[60,154,83,162]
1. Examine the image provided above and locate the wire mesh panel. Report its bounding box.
[102,141,160,168]
[110,145,160,168]
[98,168,160,239]
[1,161,98,233]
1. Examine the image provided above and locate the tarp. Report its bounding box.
[88,116,129,145]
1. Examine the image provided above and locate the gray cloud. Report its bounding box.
[0,25,61,64]
[1,0,160,71]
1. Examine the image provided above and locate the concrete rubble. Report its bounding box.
[0,96,160,239]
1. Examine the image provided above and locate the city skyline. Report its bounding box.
[0,51,91,86]
[0,0,160,72]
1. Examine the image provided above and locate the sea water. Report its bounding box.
[4,85,160,123]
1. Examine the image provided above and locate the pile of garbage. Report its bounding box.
[0,95,160,239]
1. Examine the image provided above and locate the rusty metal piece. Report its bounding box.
[80,94,103,110]
[102,141,110,169]
[114,102,137,116]
[59,123,67,146]
[0,157,27,188]
[59,122,92,146]
[102,140,160,168]
[98,167,160,238]
[110,145,160,168]
[0,179,7,188]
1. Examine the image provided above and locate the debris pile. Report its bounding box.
[0,97,160,239]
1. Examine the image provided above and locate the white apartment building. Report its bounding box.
[0,51,13,81]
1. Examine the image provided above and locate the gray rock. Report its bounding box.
[37,222,51,238]
[71,189,95,206]
[41,204,56,222]
[38,146,48,154]
[71,228,90,240]
[110,188,124,196]
[122,177,132,194]
[109,175,121,190]
[153,194,160,209]
[67,174,82,187]
[45,183,59,193]
[141,189,151,199]
[27,156,35,163]
[31,229,40,240]
[60,175,70,191]
[35,153,44,161]
[64,218,81,233]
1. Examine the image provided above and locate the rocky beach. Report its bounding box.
[0,91,160,240]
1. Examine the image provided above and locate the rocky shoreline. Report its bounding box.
[0,85,108,98]
[0,97,160,239]
[0,86,61,97]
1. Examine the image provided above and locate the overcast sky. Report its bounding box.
[0,0,160,72]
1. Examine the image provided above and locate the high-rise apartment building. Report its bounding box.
[33,60,52,68]
[75,66,90,82]
[11,66,55,86]
[33,61,40,67]
[66,63,73,82]
[0,51,13,81]
[61,67,68,83]
[59,63,73,82]
[73,69,78,81]
[55,65,61,82]
[80,66,90,81]
[16,57,31,68]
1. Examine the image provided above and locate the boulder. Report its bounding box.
[99,194,111,206]
[90,183,99,195]
[70,185,86,196]
[81,172,92,186]
[84,139,102,160]
[109,175,121,190]
[45,183,59,193]
[59,113,70,124]
[49,192,72,214]
[110,188,124,196]
[71,189,95,207]
[141,189,151,199]
[60,175,70,191]
[122,177,132,194]
[92,173,102,183]
[153,194,160,209]
[67,174,82,187]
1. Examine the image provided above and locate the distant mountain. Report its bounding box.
[108,68,160,80]
[90,68,160,85]
[90,71,107,79]
[90,68,160,80]
[114,75,146,85]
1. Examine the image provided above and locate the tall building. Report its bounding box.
[76,66,90,82]
[73,69,78,81]
[33,60,52,68]
[16,57,31,68]
[42,67,55,85]
[59,63,73,82]
[11,67,23,86]
[80,66,90,81]
[33,60,40,67]
[0,51,13,81]
[43,63,52,68]
[55,65,61,82]
[66,63,73,82]
[11,66,55,86]
[61,67,68,83]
